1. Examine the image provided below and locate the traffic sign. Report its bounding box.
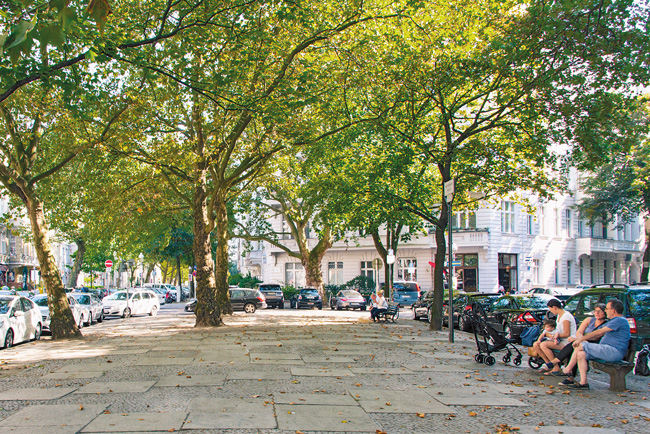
[105,260,113,268]
[444,179,455,203]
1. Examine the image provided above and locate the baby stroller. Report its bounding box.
[466,303,523,366]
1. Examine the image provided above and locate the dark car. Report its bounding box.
[290,288,322,309]
[256,284,284,309]
[330,290,367,311]
[482,295,552,342]
[412,290,435,320]
[449,293,501,331]
[391,281,421,307]
[184,288,267,314]
[563,284,650,351]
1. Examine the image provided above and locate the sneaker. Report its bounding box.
[568,382,590,389]
[558,379,575,386]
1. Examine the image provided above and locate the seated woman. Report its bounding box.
[542,303,608,377]
[371,290,388,322]
[535,299,577,372]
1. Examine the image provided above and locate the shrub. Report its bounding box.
[340,275,376,297]
[282,285,299,300]
[228,272,262,289]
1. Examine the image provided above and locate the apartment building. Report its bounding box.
[236,179,646,293]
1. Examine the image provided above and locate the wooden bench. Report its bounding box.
[590,341,636,391]
[377,303,399,323]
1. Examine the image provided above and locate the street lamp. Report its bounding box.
[386,249,395,299]
[138,253,144,286]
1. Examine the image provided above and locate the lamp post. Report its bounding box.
[386,249,395,299]
[444,179,455,343]
[138,253,144,286]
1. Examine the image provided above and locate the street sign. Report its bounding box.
[105,260,113,268]
[444,179,455,203]
[372,258,383,270]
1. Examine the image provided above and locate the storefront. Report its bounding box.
[454,253,479,292]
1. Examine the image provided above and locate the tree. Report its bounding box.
[576,98,650,281]
[0,82,129,339]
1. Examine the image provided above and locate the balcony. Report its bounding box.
[576,237,641,256]
[244,250,265,268]
[451,229,489,249]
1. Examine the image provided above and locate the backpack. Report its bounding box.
[635,345,650,376]
[520,325,540,347]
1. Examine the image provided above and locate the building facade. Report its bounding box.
[236,178,647,293]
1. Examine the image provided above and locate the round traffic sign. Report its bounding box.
[105,260,113,268]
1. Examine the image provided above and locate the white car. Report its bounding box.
[32,294,86,331]
[1,295,42,349]
[102,290,160,318]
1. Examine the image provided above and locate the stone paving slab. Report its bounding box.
[132,356,194,365]
[403,364,471,372]
[0,387,76,400]
[81,411,187,432]
[414,351,469,359]
[155,374,226,387]
[226,370,291,380]
[273,392,359,406]
[631,400,650,410]
[352,389,452,414]
[104,348,150,355]
[350,367,414,374]
[250,358,305,365]
[57,363,117,372]
[0,426,86,434]
[249,352,302,360]
[42,371,107,380]
[425,387,528,406]
[291,367,355,377]
[276,403,379,432]
[74,381,156,394]
[0,404,107,427]
[302,356,358,363]
[186,398,276,429]
[515,427,623,434]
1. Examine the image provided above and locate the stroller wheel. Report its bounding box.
[485,355,496,366]
[475,354,485,364]
[528,356,543,369]
[513,356,522,366]
[503,354,511,364]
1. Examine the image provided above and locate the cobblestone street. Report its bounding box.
[0,306,648,433]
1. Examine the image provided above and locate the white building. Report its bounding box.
[237,177,646,293]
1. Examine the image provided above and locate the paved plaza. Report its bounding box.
[0,307,648,433]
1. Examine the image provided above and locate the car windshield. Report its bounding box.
[516,297,550,309]
[301,289,318,295]
[0,298,12,314]
[74,295,91,304]
[33,296,49,307]
[393,284,417,292]
[341,290,361,297]
[629,290,650,317]
[260,285,281,291]
[106,292,128,301]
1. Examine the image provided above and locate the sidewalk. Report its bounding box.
[0,310,648,433]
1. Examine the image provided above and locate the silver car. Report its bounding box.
[70,293,104,324]
[32,294,85,331]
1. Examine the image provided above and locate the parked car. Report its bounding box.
[33,293,85,331]
[527,287,580,301]
[290,288,323,309]
[563,283,650,351]
[0,295,42,349]
[391,281,421,307]
[256,283,284,309]
[102,289,160,318]
[70,293,104,324]
[456,293,501,331]
[142,284,169,304]
[412,290,435,320]
[185,288,267,314]
[481,294,553,342]
[330,290,367,310]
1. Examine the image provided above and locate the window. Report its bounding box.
[453,211,476,229]
[567,260,573,284]
[554,260,560,284]
[285,263,305,287]
[501,201,515,233]
[589,259,594,284]
[579,259,584,284]
[328,262,344,285]
[603,260,608,283]
[565,209,572,237]
[613,261,618,283]
[578,219,585,237]
[554,208,560,236]
[360,261,374,282]
[397,258,417,281]
[526,214,534,235]
[532,259,540,284]
[539,206,545,235]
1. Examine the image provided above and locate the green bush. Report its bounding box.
[282,285,299,300]
[340,275,376,297]
[228,272,262,289]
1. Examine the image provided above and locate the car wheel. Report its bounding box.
[279,301,284,309]
[97,312,103,323]
[86,313,93,326]
[149,306,158,316]
[33,323,42,341]
[413,308,420,320]
[318,305,322,310]
[244,303,256,314]
[78,315,84,329]
[459,315,469,332]
[4,329,13,349]
[122,307,131,318]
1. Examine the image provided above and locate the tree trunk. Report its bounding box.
[641,225,650,282]
[193,168,226,326]
[27,195,81,339]
[176,254,183,301]
[371,225,402,300]
[301,227,332,299]
[68,238,85,288]
[214,192,233,315]
[430,201,448,331]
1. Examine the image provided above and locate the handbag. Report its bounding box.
[635,345,650,376]
[520,325,540,347]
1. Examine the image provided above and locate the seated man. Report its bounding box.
[559,299,630,389]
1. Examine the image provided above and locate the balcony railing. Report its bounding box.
[576,237,640,255]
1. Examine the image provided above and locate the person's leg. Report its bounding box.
[575,349,589,386]
[540,341,564,372]
[562,346,579,375]
[532,340,546,362]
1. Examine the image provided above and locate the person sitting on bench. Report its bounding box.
[371,290,388,322]
[559,299,630,389]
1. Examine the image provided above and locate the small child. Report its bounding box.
[536,319,558,344]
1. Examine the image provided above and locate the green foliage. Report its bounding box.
[340,275,376,296]
[228,272,261,289]
[282,285,300,301]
